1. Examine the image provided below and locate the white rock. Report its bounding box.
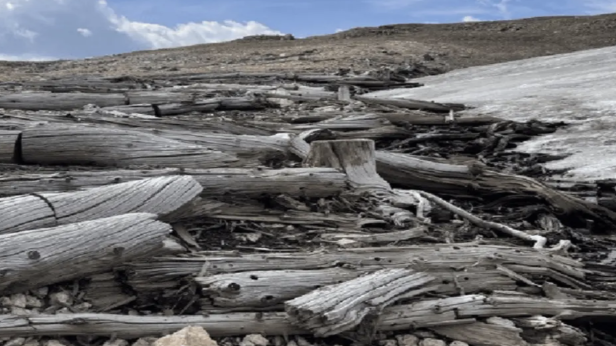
[242,334,269,346]
[4,337,26,346]
[396,334,420,346]
[449,341,469,346]
[25,295,43,308]
[154,326,218,346]
[23,340,41,346]
[49,292,72,307]
[419,338,446,346]
[103,339,130,346]
[294,337,312,346]
[132,337,158,346]
[43,341,69,346]
[10,294,27,308]
[379,339,397,346]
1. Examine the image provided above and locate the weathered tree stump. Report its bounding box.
[0,130,19,163]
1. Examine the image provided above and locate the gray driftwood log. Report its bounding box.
[0,167,347,198]
[2,293,616,338]
[19,125,243,168]
[0,130,19,163]
[285,269,436,336]
[0,92,126,110]
[0,213,171,295]
[0,175,201,234]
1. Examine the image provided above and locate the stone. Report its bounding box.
[242,335,269,346]
[132,337,158,346]
[10,294,27,308]
[103,339,130,346]
[378,339,397,346]
[43,341,69,346]
[449,341,469,346]
[154,326,217,346]
[396,334,419,346]
[49,292,72,307]
[4,337,26,346]
[419,339,446,346]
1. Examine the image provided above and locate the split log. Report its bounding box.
[0,167,346,198]
[291,114,391,131]
[0,195,55,234]
[3,294,616,338]
[354,95,466,113]
[126,91,194,104]
[0,92,126,110]
[0,175,201,234]
[285,269,436,336]
[19,125,243,168]
[128,243,593,298]
[0,130,19,163]
[195,266,511,312]
[382,112,502,126]
[0,213,171,295]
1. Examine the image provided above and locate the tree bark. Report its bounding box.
[0,213,171,295]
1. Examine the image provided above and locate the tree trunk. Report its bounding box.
[0,213,171,295]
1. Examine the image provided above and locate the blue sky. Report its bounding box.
[0,0,615,61]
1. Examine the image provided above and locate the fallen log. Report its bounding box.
[285,269,436,337]
[0,175,202,234]
[0,91,126,110]
[0,130,19,163]
[2,293,616,338]
[430,321,527,346]
[19,125,243,168]
[128,243,593,298]
[0,213,171,295]
[0,167,346,198]
[354,95,466,113]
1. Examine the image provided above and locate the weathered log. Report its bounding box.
[375,151,616,231]
[195,266,511,312]
[3,294,616,338]
[285,269,436,336]
[0,167,346,198]
[355,95,466,113]
[430,321,526,346]
[382,111,502,126]
[0,92,126,110]
[19,125,242,168]
[0,130,19,163]
[128,243,593,298]
[0,175,201,234]
[292,114,390,131]
[0,195,55,234]
[126,91,194,104]
[0,213,171,295]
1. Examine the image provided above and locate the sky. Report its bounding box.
[0,0,615,61]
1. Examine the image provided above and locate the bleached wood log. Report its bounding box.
[2,294,616,338]
[0,176,202,234]
[0,195,55,234]
[354,95,466,113]
[0,213,171,295]
[19,125,242,168]
[0,167,346,198]
[195,267,510,311]
[0,130,19,163]
[126,90,194,104]
[0,92,126,110]
[285,269,436,336]
[128,243,590,297]
[430,321,526,346]
[151,97,272,116]
[292,114,390,131]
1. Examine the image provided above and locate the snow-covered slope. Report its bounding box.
[364,46,616,181]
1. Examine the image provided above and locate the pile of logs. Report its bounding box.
[1,71,616,346]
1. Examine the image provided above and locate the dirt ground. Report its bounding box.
[1,13,616,80]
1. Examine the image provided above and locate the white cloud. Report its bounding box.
[77,27,92,37]
[462,15,482,22]
[0,0,281,59]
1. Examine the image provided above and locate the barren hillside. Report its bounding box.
[1,13,616,80]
